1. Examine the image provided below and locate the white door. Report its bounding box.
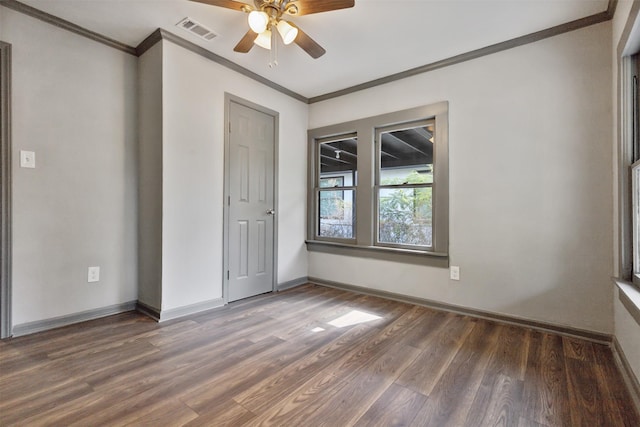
[227,100,276,302]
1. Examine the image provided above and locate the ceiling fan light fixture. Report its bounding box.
[277,20,298,45]
[254,30,272,50]
[285,4,299,15]
[248,10,269,33]
[187,0,355,59]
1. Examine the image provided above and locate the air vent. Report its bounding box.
[176,18,218,41]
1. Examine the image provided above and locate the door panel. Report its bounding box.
[228,101,275,302]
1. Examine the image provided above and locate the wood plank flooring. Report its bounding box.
[1,284,638,426]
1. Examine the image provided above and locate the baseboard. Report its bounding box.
[135,301,161,321]
[11,301,137,337]
[143,298,226,322]
[277,276,309,292]
[612,337,640,414]
[308,276,612,345]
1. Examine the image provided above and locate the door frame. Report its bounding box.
[1,41,12,338]
[223,93,279,304]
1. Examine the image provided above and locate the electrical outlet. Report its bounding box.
[450,265,460,281]
[88,266,100,283]
[20,150,36,168]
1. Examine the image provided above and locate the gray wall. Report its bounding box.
[612,0,640,382]
[2,5,309,326]
[137,42,163,311]
[1,2,622,340]
[136,39,309,314]
[1,8,138,326]
[309,22,613,333]
[160,40,308,311]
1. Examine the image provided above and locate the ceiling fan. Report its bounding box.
[189,0,355,59]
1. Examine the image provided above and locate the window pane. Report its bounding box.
[378,187,432,247]
[318,189,354,239]
[320,137,357,186]
[320,176,344,188]
[379,125,433,184]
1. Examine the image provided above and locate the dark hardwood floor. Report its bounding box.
[1,284,638,426]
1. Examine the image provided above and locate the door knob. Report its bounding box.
[266,209,275,215]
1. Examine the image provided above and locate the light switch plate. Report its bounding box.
[450,266,460,281]
[20,151,36,168]
[88,266,100,283]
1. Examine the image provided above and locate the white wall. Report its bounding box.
[159,40,308,310]
[612,0,640,382]
[1,8,138,325]
[309,22,613,333]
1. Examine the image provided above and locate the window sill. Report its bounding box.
[306,239,448,268]
[613,278,640,327]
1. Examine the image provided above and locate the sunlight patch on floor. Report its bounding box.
[327,310,382,328]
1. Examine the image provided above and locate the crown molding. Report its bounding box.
[607,0,619,20]
[309,0,618,103]
[137,29,309,103]
[135,28,163,57]
[0,0,137,55]
[1,0,618,104]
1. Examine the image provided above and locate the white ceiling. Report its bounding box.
[18,0,609,98]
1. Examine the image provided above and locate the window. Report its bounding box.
[307,102,448,259]
[376,121,434,249]
[631,54,640,287]
[316,135,357,240]
[619,49,640,290]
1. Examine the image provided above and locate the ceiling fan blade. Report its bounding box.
[234,29,258,53]
[293,26,326,59]
[286,0,354,16]
[189,0,250,12]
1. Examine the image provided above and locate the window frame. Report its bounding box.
[313,133,357,243]
[630,53,640,288]
[632,160,640,284]
[374,119,436,250]
[307,102,449,261]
